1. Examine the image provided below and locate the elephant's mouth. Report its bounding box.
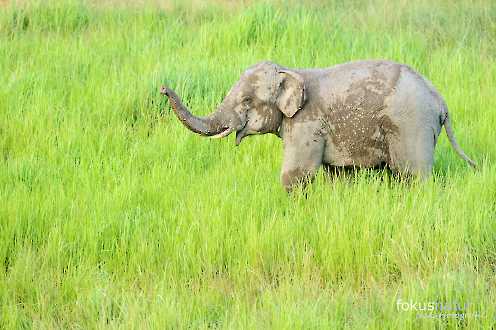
[208,117,248,146]
[235,120,249,146]
[209,126,234,139]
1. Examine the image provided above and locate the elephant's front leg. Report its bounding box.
[280,129,325,192]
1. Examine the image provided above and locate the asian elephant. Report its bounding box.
[160,60,476,192]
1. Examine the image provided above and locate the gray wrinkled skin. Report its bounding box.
[161,60,476,192]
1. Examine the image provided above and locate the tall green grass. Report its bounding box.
[0,0,495,328]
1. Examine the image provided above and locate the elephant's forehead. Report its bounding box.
[242,68,278,100]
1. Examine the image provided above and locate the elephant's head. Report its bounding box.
[161,61,306,145]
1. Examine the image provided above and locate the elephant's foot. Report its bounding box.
[281,168,317,193]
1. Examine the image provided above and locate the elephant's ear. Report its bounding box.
[276,70,306,118]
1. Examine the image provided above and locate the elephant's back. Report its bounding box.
[318,60,402,104]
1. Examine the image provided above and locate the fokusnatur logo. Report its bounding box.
[396,299,480,320]
[396,299,468,312]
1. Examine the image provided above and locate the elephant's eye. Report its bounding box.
[242,96,252,106]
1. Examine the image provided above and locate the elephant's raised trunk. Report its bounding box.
[160,86,233,137]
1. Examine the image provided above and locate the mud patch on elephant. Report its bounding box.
[262,107,283,134]
[249,103,282,134]
[244,62,280,102]
[324,66,400,166]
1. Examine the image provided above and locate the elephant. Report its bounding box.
[160,60,476,192]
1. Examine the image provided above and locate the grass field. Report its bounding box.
[0,0,495,328]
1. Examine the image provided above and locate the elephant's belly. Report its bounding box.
[323,137,387,167]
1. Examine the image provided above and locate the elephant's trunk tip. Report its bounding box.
[160,85,170,96]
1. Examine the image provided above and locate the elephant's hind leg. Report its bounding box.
[385,65,443,181]
[387,126,438,180]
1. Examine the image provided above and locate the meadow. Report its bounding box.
[0,0,495,328]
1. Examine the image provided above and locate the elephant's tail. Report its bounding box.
[442,111,477,169]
